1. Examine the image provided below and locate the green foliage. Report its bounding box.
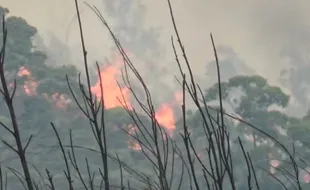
[177,74,309,189]
[287,116,310,148]
[2,4,310,190]
[205,75,289,111]
[106,107,136,126]
[1,17,43,71]
[205,75,290,142]
[0,6,84,180]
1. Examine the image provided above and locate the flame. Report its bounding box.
[152,91,183,137]
[155,103,176,136]
[270,159,280,174]
[153,91,183,137]
[304,168,310,183]
[17,66,38,95]
[18,67,31,76]
[90,53,180,138]
[90,52,182,146]
[127,102,177,150]
[91,55,132,110]
[16,55,180,151]
[17,67,71,109]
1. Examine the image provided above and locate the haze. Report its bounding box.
[3,0,310,115]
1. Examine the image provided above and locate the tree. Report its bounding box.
[0,7,87,188]
[205,75,290,146]
[1,6,165,187]
[287,111,310,149]
[201,75,297,188]
[0,6,82,126]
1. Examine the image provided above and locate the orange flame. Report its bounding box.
[155,103,176,136]
[153,91,183,137]
[17,66,38,95]
[91,52,182,148]
[17,67,71,109]
[91,55,132,110]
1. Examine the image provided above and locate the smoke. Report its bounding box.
[2,0,310,115]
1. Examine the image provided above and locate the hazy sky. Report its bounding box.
[3,0,310,78]
[2,0,310,113]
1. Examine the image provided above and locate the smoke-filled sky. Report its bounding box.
[2,0,310,115]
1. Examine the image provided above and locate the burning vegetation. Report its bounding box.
[2,2,310,190]
[15,52,180,151]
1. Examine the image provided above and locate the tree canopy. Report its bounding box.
[1,4,310,190]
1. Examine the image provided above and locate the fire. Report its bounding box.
[18,67,31,76]
[17,67,70,109]
[270,159,280,174]
[155,103,176,136]
[90,53,181,139]
[89,53,180,151]
[126,102,177,150]
[91,55,132,110]
[12,53,180,151]
[17,66,38,95]
[304,168,310,183]
[152,91,183,137]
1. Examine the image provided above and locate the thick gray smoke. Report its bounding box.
[2,0,310,115]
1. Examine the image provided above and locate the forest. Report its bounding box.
[1,1,310,190]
